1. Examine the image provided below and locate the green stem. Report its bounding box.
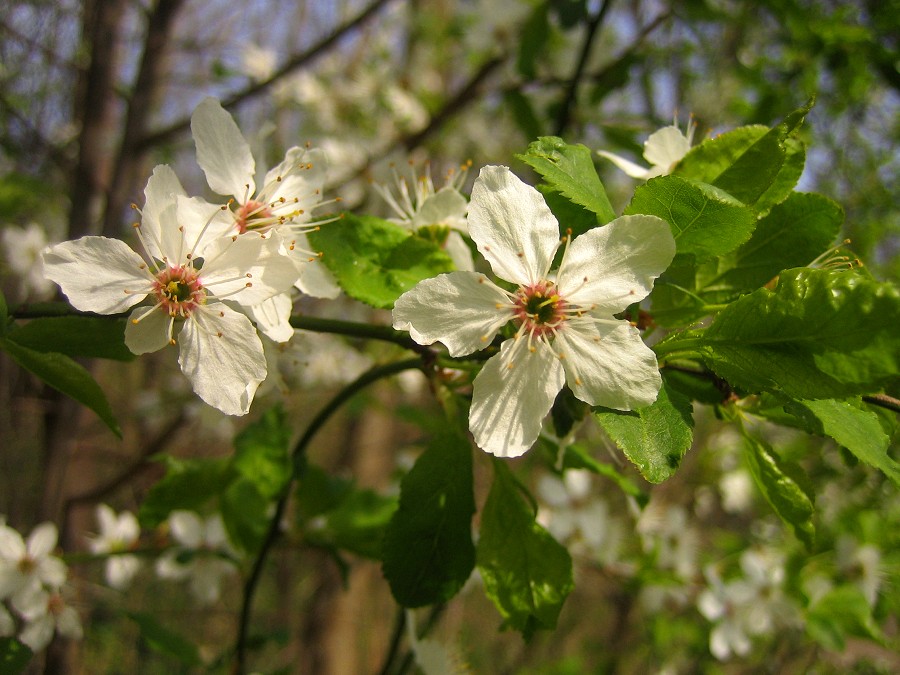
[290,314,424,351]
[234,357,423,674]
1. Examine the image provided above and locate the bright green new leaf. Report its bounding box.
[692,269,900,399]
[307,213,454,309]
[382,431,475,607]
[806,585,884,651]
[476,461,573,640]
[793,398,900,487]
[127,612,203,666]
[0,337,121,437]
[517,136,616,224]
[743,434,815,548]
[139,456,232,528]
[676,125,770,182]
[593,383,693,484]
[232,405,293,500]
[624,175,756,262]
[7,316,135,361]
[702,191,843,298]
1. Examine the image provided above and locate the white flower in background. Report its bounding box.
[374,160,474,271]
[0,522,67,604]
[1,223,58,301]
[718,469,755,514]
[12,585,82,652]
[536,470,622,563]
[41,165,299,415]
[697,549,798,661]
[636,502,699,582]
[190,97,341,302]
[597,118,696,180]
[392,166,675,458]
[240,43,277,82]
[405,609,470,675]
[263,330,373,394]
[836,536,883,607]
[88,505,141,590]
[156,511,239,606]
[0,604,13,637]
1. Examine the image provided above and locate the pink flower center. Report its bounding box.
[513,281,567,339]
[235,199,274,234]
[152,266,205,317]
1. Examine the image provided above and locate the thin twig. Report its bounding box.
[136,0,398,152]
[234,357,423,674]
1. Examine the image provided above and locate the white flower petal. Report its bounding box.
[0,526,25,560]
[19,614,55,652]
[124,306,173,355]
[175,195,236,257]
[392,272,511,357]
[191,97,256,199]
[168,511,204,549]
[411,187,468,231]
[41,237,149,314]
[106,555,141,590]
[643,125,692,171]
[140,165,187,260]
[201,234,298,305]
[177,304,267,415]
[596,150,653,179]
[443,231,475,271]
[467,165,559,285]
[55,606,83,640]
[469,338,565,458]
[26,523,58,559]
[554,319,662,410]
[293,233,342,298]
[558,215,675,313]
[247,293,294,343]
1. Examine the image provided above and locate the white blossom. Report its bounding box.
[374,160,474,271]
[13,585,82,652]
[0,522,67,604]
[597,118,696,180]
[41,165,299,415]
[156,511,239,606]
[1,223,57,301]
[392,165,675,457]
[190,97,341,302]
[88,505,141,590]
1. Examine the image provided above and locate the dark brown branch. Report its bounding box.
[136,0,397,152]
[67,0,128,239]
[553,0,614,137]
[101,0,185,238]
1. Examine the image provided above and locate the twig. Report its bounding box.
[136,0,398,152]
[234,357,423,674]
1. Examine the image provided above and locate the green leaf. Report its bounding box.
[743,434,815,548]
[7,316,135,361]
[139,456,232,528]
[806,585,884,651]
[676,125,770,183]
[307,213,454,309]
[792,398,900,487]
[476,462,573,640]
[702,191,843,297]
[624,175,756,262]
[0,337,121,436]
[536,184,600,243]
[382,431,476,607]
[305,488,397,559]
[593,383,693,483]
[232,405,293,500]
[711,99,812,207]
[517,137,616,224]
[691,269,900,399]
[220,477,270,553]
[127,611,203,666]
[0,638,32,675]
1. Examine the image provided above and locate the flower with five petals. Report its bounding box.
[392,166,675,457]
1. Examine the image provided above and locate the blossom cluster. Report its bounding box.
[42,98,337,415]
[0,519,81,653]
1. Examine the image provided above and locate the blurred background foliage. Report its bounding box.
[0,0,897,673]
